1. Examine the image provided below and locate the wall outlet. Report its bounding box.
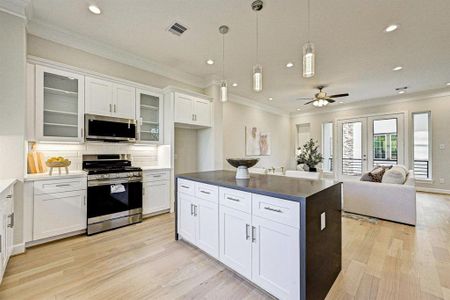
[440,178,445,184]
[320,212,326,230]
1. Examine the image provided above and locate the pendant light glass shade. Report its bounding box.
[220,81,228,102]
[253,64,263,92]
[302,42,315,78]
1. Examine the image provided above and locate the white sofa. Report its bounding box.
[343,170,416,225]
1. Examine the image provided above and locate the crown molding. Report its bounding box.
[0,0,30,19]
[228,93,290,117]
[26,19,208,89]
[290,88,450,118]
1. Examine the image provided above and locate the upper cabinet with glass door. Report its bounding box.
[35,65,85,142]
[136,89,163,144]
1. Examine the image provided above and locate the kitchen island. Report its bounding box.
[175,170,342,300]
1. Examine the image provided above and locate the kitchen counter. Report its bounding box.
[140,166,171,171]
[24,170,87,182]
[177,170,339,202]
[0,178,18,195]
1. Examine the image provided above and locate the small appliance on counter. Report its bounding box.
[83,154,143,235]
[226,158,259,179]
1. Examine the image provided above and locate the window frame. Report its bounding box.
[412,111,432,180]
[321,121,334,174]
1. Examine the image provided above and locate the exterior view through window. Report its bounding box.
[373,118,398,166]
[322,122,333,172]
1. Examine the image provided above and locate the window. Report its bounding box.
[322,122,333,172]
[372,118,398,165]
[413,112,431,179]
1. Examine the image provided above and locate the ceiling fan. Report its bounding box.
[298,86,349,107]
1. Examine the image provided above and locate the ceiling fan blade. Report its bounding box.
[326,99,336,104]
[304,100,315,105]
[296,97,313,101]
[329,93,349,98]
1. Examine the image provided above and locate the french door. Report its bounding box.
[337,113,405,179]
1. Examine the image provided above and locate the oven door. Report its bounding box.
[87,179,142,224]
[85,114,136,142]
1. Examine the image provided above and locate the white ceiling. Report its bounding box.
[29,0,450,113]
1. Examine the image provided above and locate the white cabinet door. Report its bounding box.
[178,193,196,244]
[0,202,6,281]
[113,84,135,119]
[195,199,219,259]
[35,65,85,142]
[33,190,87,240]
[85,77,113,117]
[143,180,170,215]
[4,196,13,261]
[174,94,194,124]
[219,205,252,280]
[194,98,211,127]
[251,216,300,300]
[137,90,164,144]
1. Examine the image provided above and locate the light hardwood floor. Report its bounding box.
[0,192,449,300]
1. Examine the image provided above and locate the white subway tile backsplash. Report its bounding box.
[29,142,167,172]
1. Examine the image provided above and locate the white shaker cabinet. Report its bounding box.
[174,93,211,127]
[136,90,164,144]
[142,170,170,215]
[85,77,136,119]
[35,65,85,142]
[0,183,15,284]
[178,193,197,245]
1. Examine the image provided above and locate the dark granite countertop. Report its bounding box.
[176,170,341,202]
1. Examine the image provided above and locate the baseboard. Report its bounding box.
[416,187,450,195]
[12,243,26,256]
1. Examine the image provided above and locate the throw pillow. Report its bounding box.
[382,166,407,184]
[369,167,385,182]
[360,172,373,182]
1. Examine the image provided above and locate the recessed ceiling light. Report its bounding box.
[296,108,301,111]
[339,101,344,104]
[268,97,273,101]
[384,24,398,33]
[286,62,294,68]
[232,83,238,87]
[393,66,403,71]
[206,59,214,65]
[88,4,101,14]
[446,82,450,86]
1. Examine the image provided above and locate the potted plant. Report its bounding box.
[296,139,323,172]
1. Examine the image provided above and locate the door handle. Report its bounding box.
[251,226,256,243]
[246,224,250,240]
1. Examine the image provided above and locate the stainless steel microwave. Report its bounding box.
[85,114,137,142]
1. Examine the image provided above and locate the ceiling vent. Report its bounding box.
[168,22,188,36]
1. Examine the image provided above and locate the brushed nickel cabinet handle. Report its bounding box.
[114,104,117,112]
[81,128,84,138]
[55,184,70,187]
[194,205,198,216]
[264,206,283,213]
[181,185,189,189]
[200,190,210,195]
[190,204,194,216]
[226,196,240,202]
[8,213,14,228]
[251,226,256,243]
[246,224,250,240]
[6,195,12,199]
[109,104,112,112]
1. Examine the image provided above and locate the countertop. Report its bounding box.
[140,166,171,171]
[177,170,340,202]
[0,178,18,195]
[24,170,87,182]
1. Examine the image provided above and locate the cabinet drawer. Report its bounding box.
[177,179,195,196]
[252,194,300,228]
[34,178,87,195]
[219,187,251,214]
[195,183,218,203]
[143,170,169,182]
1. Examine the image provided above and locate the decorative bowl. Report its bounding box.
[226,158,259,179]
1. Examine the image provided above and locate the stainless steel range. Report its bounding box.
[83,154,142,235]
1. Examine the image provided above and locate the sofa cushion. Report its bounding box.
[382,166,407,184]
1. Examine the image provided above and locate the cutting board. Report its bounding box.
[27,144,47,174]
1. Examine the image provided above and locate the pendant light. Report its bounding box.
[219,25,229,102]
[252,0,263,92]
[303,0,315,78]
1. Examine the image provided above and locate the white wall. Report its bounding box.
[290,92,450,191]
[0,11,27,246]
[174,128,198,174]
[222,99,291,170]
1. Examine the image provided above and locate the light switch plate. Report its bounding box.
[440,144,445,150]
[320,212,326,230]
